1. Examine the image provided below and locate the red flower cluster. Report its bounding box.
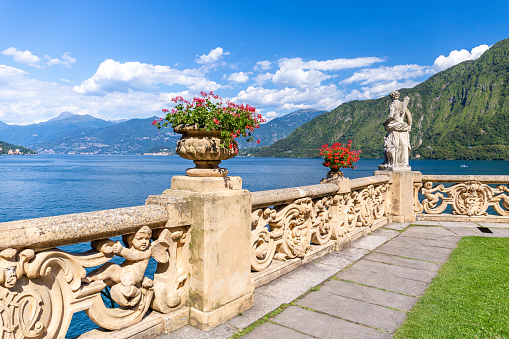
[152,91,265,152]
[319,141,361,169]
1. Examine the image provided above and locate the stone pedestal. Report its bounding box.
[163,176,254,330]
[375,170,419,223]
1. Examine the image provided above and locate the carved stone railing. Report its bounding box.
[250,176,391,285]
[0,194,190,339]
[414,175,509,221]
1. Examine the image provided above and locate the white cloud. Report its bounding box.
[345,80,421,101]
[235,85,342,112]
[253,72,274,86]
[73,59,221,95]
[45,53,76,67]
[228,71,250,83]
[432,44,490,72]
[195,47,230,64]
[0,63,194,125]
[1,47,41,67]
[254,60,272,71]
[278,56,384,71]
[0,65,28,80]
[342,65,432,85]
[272,68,330,88]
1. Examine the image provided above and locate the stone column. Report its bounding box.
[375,170,421,223]
[163,175,254,330]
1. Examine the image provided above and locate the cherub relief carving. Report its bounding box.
[83,226,169,306]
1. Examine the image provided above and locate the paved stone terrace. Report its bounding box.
[159,221,509,339]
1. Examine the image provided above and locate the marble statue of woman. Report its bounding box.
[378,90,412,170]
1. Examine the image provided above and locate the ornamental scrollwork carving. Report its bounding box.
[419,181,509,216]
[0,225,189,338]
[250,183,391,272]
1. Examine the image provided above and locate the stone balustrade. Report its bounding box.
[1,170,505,338]
[414,175,509,222]
[250,175,392,287]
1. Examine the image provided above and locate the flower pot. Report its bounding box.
[320,162,345,183]
[174,124,237,177]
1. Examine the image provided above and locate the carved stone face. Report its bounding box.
[132,233,151,251]
[4,266,17,288]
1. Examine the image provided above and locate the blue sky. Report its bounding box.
[0,0,507,124]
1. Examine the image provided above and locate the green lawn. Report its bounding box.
[394,237,509,339]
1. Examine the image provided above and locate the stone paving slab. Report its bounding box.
[350,234,391,251]
[256,261,340,304]
[320,279,417,311]
[389,235,459,249]
[482,228,509,237]
[363,252,441,272]
[476,222,509,229]
[403,225,459,237]
[438,221,480,228]
[383,223,409,231]
[349,259,438,283]
[242,322,312,339]
[272,306,391,339]
[376,240,455,256]
[411,220,441,226]
[297,290,407,333]
[227,292,283,330]
[164,323,236,339]
[399,231,460,243]
[374,244,451,263]
[371,228,400,239]
[315,247,370,269]
[335,266,429,296]
[441,225,482,237]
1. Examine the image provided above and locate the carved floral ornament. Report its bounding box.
[0,225,188,339]
[250,184,391,272]
[416,181,509,216]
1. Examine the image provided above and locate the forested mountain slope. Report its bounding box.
[252,38,509,160]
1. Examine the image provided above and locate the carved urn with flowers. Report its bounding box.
[319,141,361,183]
[153,91,264,177]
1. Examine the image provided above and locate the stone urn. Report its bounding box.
[320,164,345,183]
[174,124,237,177]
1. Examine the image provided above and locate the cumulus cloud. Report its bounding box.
[73,59,221,95]
[45,52,76,68]
[432,44,490,72]
[342,65,432,85]
[0,63,194,124]
[344,80,421,101]
[235,85,343,112]
[253,72,274,86]
[0,64,28,80]
[195,47,230,64]
[228,71,250,83]
[272,68,330,88]
[254,60,272,71]
[277,56,384,71]
[1,47,41,67]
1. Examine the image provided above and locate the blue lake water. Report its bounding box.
[1,154,509,337]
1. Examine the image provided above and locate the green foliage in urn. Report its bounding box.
[153,92,264,151]
[249,37,509,160]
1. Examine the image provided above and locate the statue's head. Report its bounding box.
[390,91,400,100]
[125,226,152,251]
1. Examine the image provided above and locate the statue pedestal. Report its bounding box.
[377,164,411,172]
[375,170,419,223]
[163,176,254,330]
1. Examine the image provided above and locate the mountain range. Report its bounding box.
[0,109,324,155]
[250,37,509,160]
